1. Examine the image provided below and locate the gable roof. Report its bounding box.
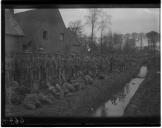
[5,9,24,36]
[14,9,67,30]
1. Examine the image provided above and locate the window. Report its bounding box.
[43,31,48,40]
[60,33,64,41]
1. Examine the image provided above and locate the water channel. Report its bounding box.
[93,66,148,117]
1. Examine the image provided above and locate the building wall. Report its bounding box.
[5,35,22,55]
[15,9,69,54]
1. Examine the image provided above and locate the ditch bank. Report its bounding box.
[124,60,160,118]
[93,66,147,117]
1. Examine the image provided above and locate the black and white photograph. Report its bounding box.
[2,3,160,126]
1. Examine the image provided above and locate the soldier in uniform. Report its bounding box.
[47,54,54,84]
[25,54,31,88]
[44,54,49,82]
[51,55,57,85]
[84,56,89,75]
[72,55,77,79]
[32,54,37,81]
[40,53,45,81]
[37,54,41,81]
[61,56,66,83]
[5,54,11,87]
[14,54,21,82]
[93,57,98,77]
[109,55,114,73]
[54,53,59,84]
[57,54,62,85]
[65,56,73,82]
[10,54,15,82]
[91,56,97,77]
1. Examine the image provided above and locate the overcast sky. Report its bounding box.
[14,8,160,37]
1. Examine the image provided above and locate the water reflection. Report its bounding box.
[94,66,148,117]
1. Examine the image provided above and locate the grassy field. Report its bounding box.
[124,55,160,117]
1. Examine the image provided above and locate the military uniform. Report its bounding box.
[5,56,11,87]
[51,56,57,84]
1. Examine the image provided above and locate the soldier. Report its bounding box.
[84,56,89,75]
[109,55,114,73]
[72,55,77,79]
[5,55,11,86]
[76,56,82,78]
[64,56,69,82]
[17,54,23,85]
[65,56,73,82]
[70,54,74,79]
[44,54,49,82]
[51,55,57,85]
[21,54,26,83]
[14,55,20,82]
[24,55,31,87]
[57,54,62,85]
[47,54,54,84]
[37,54,41,81]
[32,54,37,81]
[61,56,66,83]
[93,57,98,77]
[9,55,15,82]
[40,53,45,81]
[92,57,97,77]
[54,53,59,83]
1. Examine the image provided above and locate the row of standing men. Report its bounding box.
[5,53,130,89]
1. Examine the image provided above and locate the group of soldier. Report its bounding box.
[5,52,136,109]
[5,53,133,87]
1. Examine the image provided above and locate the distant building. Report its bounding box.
[134,33,148,50]
[121,34,135,50]
[5,9,24,55]
[15,9,80,55]
[121,33,150,50]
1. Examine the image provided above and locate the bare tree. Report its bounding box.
[85,9,101,43]
[98,11,111,49]
[68,20,83,37]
